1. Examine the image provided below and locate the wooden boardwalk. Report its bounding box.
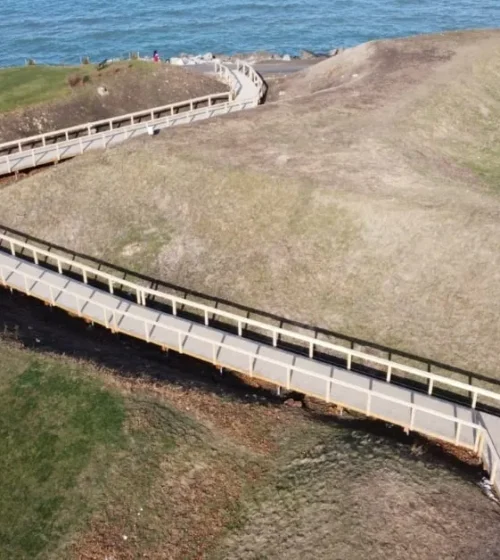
[1,241,499,493]
[0,61,264,176]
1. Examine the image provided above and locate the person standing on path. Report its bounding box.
[153,50,160,62]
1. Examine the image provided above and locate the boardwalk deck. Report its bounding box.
[1,248,499,492]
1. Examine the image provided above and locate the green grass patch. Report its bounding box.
[0,344,188,559]
[0,61,159,114]
[0,359,125,558]
[0,66,81,113]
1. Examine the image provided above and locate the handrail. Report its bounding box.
[0,92,231,152]
[0,261,489,449]
[1,232,500,412]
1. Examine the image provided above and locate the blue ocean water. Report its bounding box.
[0,0,498,66]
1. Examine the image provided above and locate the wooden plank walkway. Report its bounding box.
[1,248,499,492]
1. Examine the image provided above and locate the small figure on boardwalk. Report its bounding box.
[153,50,160,62]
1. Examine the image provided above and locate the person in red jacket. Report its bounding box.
[153,50,160,62]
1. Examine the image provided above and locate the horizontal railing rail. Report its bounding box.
[0,98,257,174]
[2,232,500,413]
[0,92,231,155]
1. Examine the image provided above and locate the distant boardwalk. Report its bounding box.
[1,231,499,494]
[0,61,265,176]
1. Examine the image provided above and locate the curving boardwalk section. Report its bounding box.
[0,232,499,494]
[0,61,265,176]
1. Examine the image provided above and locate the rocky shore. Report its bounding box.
[168,48,341,66]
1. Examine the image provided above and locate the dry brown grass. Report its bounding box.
[212,431,500,560]
[1,30,500,384]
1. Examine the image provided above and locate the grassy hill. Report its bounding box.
[1,30,499,380]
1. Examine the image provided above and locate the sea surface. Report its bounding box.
[0,0,499,66]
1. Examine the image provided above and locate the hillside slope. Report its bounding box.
[1,30,500,379]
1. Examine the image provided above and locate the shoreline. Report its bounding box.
[1,47,341,70]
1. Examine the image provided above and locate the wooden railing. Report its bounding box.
[1,232,499,412]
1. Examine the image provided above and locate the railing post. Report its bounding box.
[82,270,88,284]
[136,289,141,304]
[428,378,434,395]
[386,365,392,382]
[478,431,486,456]
[33,250,39,265]
[272,330,277,347]
[409,407,416,431]
[172,300,177,316]
[473,428,482,453]
[108,278,114,294]
[204,309,209,326]
[472,391,478,409]
[455,422,462,445]
[178,331,183,353]
[57,259,62,274]
[144,321,150,342]
[9,240,15,255]
[490,457,498,484]
[347,353,352,370]
[237,321,242,336]
[309,341,314,359]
